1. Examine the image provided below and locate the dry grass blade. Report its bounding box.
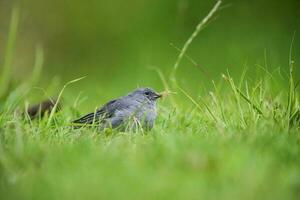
[151,67,178,107]
[159,90,177,99]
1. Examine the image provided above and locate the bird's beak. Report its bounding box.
[154,92,163,99]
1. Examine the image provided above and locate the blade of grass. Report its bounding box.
[223,73,247,127]
[169,43,211,79]
[0,5,20,98]
[30,44,44,86]
[176,84,218,123]
[171,0,222,82]
[223,74,264,116]
[237,86,263,115]
[287,32,296,130]
[255,64,274,79]
[151,67,178,108]
[238,64,248,89]
[46,76,86,128]
[212,80,227,124]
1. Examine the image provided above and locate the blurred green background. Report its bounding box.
[0,0,299,111]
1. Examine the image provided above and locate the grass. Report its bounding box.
[1,2,300,200]
[0,64,299,199]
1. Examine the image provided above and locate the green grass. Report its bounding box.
[0,65,299,199]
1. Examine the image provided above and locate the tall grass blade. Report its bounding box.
[152,67,178,107]
[171,0,222,82]
[287,32,296,130]
[30,45,44,86]
[0,5,20,98]
[223,73,247,127]
[177,84,218,123]
[46,76,86,128]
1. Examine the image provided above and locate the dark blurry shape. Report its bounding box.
[25,99,61,119]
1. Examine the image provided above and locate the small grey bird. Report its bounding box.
[72,88,162,131]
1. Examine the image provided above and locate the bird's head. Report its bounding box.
[129,88,162,101]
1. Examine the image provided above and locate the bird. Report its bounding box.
[72,88,162,131]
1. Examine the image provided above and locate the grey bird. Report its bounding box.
[72,88,162,131]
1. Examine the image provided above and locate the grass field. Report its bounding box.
[1,1,300,199]
[0,64,299,199]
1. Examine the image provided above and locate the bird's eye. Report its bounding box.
[145,92,150,96]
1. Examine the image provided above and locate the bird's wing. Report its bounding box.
[72,98,130,125]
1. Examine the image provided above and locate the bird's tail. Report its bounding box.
[72,112,98,124]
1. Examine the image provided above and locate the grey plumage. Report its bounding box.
[72,88,162,130]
